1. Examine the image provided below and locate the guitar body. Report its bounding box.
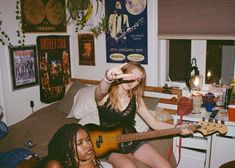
[85,123,124,158]
[106,33,127,47]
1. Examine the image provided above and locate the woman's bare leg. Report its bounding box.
[133,143,172,168]
[108,152,137,168]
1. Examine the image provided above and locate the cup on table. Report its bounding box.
[192,93,202,114]
[204,92,216,112]
[228,105,235,121]
[205,102,216,112]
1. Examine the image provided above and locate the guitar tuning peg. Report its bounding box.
[208,118,212,122]
[215,119,218,123]
[202,117,205,121]
[221,120,225,124]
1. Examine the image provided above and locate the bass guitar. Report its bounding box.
[85,120,227,158]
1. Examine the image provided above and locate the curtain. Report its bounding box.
[158,0,235,39]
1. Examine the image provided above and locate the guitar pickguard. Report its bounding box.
[120,141,134,153]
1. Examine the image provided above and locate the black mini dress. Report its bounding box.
[97,96,146,155]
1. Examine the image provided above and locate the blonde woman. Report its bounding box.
[95,62,191,168]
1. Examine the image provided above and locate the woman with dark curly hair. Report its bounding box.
[36,123,102,168]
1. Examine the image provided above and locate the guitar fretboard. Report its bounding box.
[117,125,197,143]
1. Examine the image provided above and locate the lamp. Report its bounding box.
[186,58,201,92]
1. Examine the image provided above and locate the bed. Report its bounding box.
[0,79,181,168]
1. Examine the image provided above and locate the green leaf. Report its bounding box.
[67,0,90,20]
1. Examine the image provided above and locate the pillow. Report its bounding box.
[67,86,98,119]
[79,111,100,126]
[57,80,86,114]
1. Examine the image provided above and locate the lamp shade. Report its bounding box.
[185,58,201,92]
[190,75,202,91]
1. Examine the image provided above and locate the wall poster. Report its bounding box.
[21,0,66,33]
[105,0,148,64]
[78,33,95,66]
[9,45,38,90]
[37,35,71,103]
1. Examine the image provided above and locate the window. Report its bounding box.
[166,40,235,86]
[206,40,235,84]
[168,40,191,82]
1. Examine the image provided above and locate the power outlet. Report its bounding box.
[30,100,34,108]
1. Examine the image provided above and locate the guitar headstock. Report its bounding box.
[133,17,144,28]
[195,119,227,136]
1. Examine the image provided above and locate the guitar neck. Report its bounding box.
[117,31,128,40]
[117,125,197,143]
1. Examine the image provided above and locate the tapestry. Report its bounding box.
[21,0,66,33]
[78,33,95,66]
[105,0,148,64]
[37,35,71,103]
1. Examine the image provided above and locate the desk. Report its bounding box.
[173,109,235,168]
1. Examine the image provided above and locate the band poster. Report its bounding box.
[21,0,66,32]
[37,35,71,103]
[9,45,38,90]
[78,33,95,66]
[105,0,148,64]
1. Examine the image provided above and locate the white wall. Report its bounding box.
[0,0,216,126]
[0,0,159,125]
[71,0,159,85]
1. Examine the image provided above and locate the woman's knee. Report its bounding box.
[133,143,172,168]
[108,153,137,168]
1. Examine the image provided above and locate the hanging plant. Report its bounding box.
[75,2,93,32]
[0,13,12,46]
[89,15,108,38]
[0,0,25,46]
[67,0,90,21]
[67,0,107,35]
[15,0,25,46]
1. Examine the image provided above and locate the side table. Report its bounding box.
[173,108,235,168]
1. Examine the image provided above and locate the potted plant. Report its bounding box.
[67,0,107,37]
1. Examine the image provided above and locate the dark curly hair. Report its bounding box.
[35,123,102,168]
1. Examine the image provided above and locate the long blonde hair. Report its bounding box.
[109,62,146,111]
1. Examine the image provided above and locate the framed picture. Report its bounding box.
[9,45,38,90]
[78,33,95,66]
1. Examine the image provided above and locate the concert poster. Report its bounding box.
[105,0,148,64]
[78,33,95,66]
[37,35,71,103]
[21,0,66,33]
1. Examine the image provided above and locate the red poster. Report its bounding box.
[78,33,95,66]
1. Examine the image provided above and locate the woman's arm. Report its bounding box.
[137,98,193,135]
[95,63,134,103]
[95,78,112,104]
[95,70,114,103]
